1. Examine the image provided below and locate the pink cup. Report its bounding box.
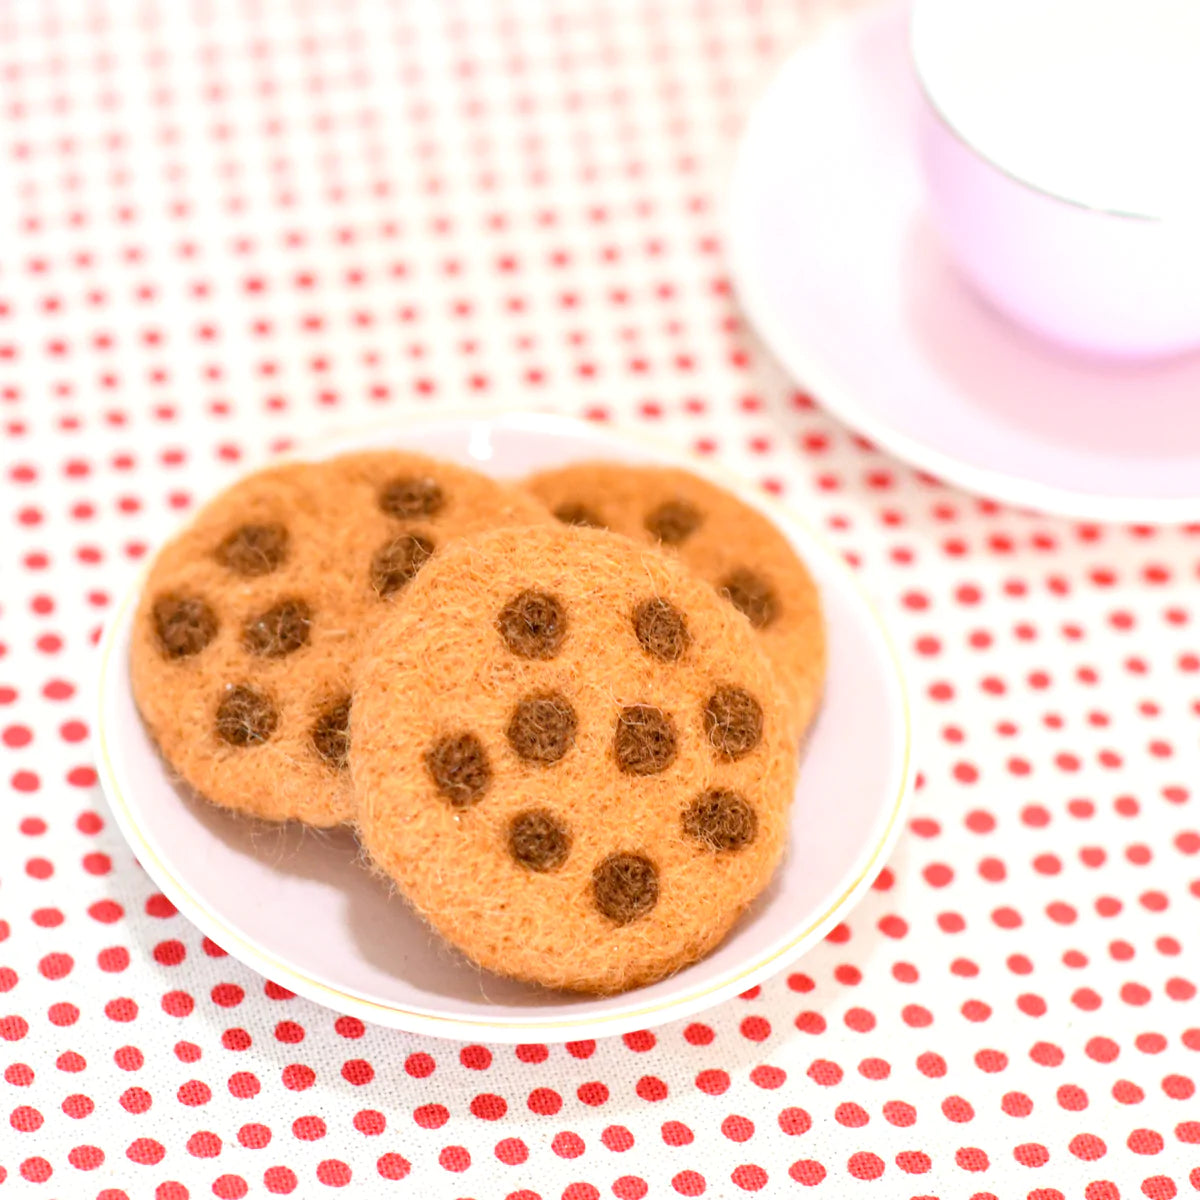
[911,0,1200,361]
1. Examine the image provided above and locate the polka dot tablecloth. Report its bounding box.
[1,1,1198,1198]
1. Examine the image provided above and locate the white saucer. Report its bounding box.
[95,411,911,1042]
[729,1,1200,523]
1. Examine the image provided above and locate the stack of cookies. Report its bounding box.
[132,449,825,994]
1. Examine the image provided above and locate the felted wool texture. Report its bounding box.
[525,462,827,740]
[351,524,798,995]
[130,451,550,827]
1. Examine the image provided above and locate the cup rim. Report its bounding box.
[908,0,1166,223]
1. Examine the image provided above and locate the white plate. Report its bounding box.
[95,411,911,1042]
[729,1,1200,523]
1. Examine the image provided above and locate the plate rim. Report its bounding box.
[94,407,914,1042]
[726,0,1200,525]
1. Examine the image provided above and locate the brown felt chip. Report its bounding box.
[215,685,278,746]
[632,597,689,662]
[379,475,444,519]
[644,498,702,545]
[153,594,218,659]
[592,853,660,924]
[242,598,312,658]
[131,450,551,828]
[719,567,779,630]
[507,694,578,764]
[508,809,571,872]
[215,522,289,577]
[311,696,351,770]
[553,501,605,528]
[683,789,758,852]
[704,686,764,760]
[426,733,492,807]
[497,590,566,659]
[351,523,796,995]
[524,463,825,741]
[370,533,434,597]
[614,704,677,775]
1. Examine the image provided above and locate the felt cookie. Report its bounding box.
[352,524,797,994]
[524,463,826,738]
[130,451,549,827]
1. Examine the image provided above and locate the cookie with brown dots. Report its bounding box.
[130,451,549,826]
[351,524,797,994]
[525,463,826,739]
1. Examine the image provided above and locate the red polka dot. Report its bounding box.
[228,1071,261,1099]
[376,1154,410,1180]
[848,1152,885,1180]
[730,1165,767,1191]
[1141,1177,1176,1200]
[263,1167,297,1194]
[789,1160,826,1186]
[460,1044,492,1070]
[528,1086,562,1115]
[437,1146,470,1173]
[1070,1133,1108,1161]
[316,1160,352,1187]
[493,1135,528,1164]
[672,1171,707,1196]
[414,1104,449,1129]
[282,1064,315,1090]
[750,1064,787,1088]
[896,1151,931,1174]
[20,1157,52,1183]
[186,1131,221,1158]
[1176,1121,1200,1143]
[917,1051,947,1077]
[161,990,194,1017]
[695,1069,731,1095]
[405,1051,434,1076]
[1014,1142,1050,1167]
[553,1131,586,1158]
[293,1116,327,1141]
[1128,1128,1165,1155]
[1031,1041,1066,1066]
[154,940,186,966]
[613,1177,649,1199]
[126,1138,166,1165]
[636,1075,668,1101]
[835,1102,869,1127]
[67,1144,104,1171]
[48,1002,78,1026]
[577,1081,609,1106]
[238,1123,272,1149]
[341,1058,374,1085]
[0,1014,30,1042]
[177,1079,211,1106]
[222,1026,251,1051]
[1086,1037,1119,1063]
[657,1113,696,1142]
[10,1104,44,1131]
[334,1015,364,1038]
[956,1147,990,1171]
[563,1186,600,1200]
[211,982,244,1007]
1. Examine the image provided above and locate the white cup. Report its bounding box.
[910,0,1200,361]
